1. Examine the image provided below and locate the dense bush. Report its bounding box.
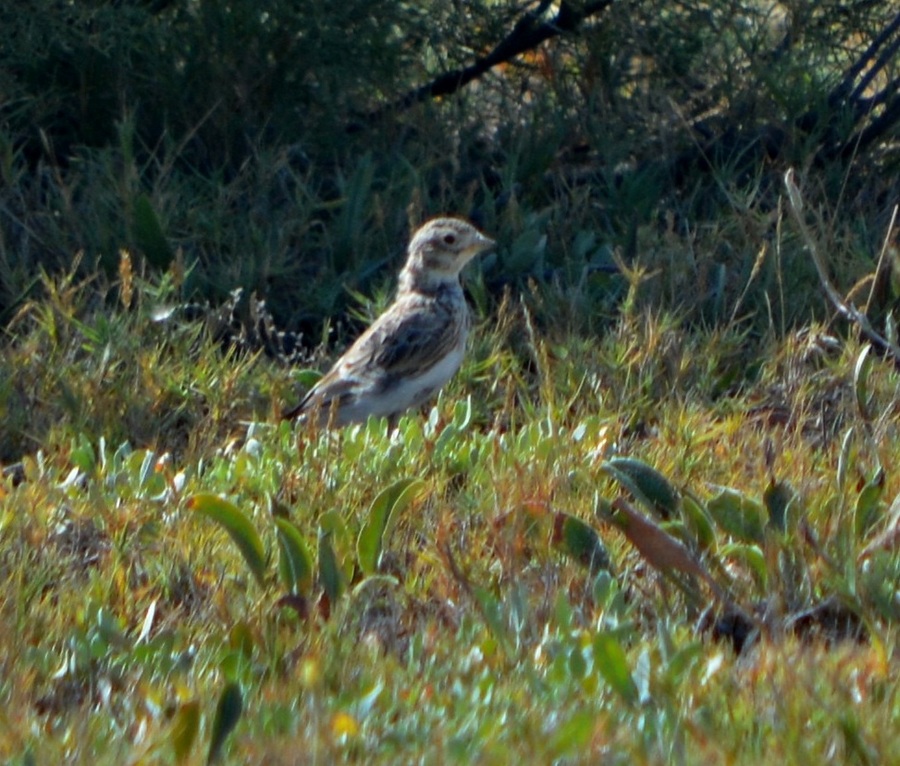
[1,1,897,333]
[2,1,424,163]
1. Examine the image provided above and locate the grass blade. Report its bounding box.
[133,193,174,270]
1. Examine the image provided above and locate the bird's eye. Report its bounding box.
[443,234,457,245]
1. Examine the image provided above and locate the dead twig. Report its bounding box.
[783,168,900,367]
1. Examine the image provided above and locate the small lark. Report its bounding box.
[283,217,495,427]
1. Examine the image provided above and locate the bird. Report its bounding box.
[282,217,495,427]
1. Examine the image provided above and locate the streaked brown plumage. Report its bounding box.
[283,217,494,426]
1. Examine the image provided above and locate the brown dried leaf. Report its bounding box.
[609,498,727,602]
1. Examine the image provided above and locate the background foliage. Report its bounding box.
[2,1,897,331]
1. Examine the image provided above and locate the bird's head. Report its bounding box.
[399,217,495,293]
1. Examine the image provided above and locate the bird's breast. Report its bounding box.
[383,340,467,414]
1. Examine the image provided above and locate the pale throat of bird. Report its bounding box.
[398,259,461,293]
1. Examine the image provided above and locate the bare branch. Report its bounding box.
[834,78,900,160]
[783,168,900,368]
[662,11,900,183]
[362,0,613,124]
[836,10,900,107]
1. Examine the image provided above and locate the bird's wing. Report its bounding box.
[367,301,459,377]
[282,365,359,419]
[282,296,458,419]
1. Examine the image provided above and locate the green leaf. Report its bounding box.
[707,487,766,544]
[764,480,800,533]
[837,428,854,493]
[432,423,460,459]
[547,710,594,757]
[290,368,324,389]
[593,632,638,705]
[138,449,157,489]
[189,493,266,586]
[662,642,704,685]
[887,311,899,355]
[506,225,547,274]
[275,517,314,595]
[452,395,473,429]
[853,344,874,422]
[207,682,242,765]
[70,434,96,474]
[319,508,349,537]
[568,645,588,679]
[552,512,613,574]
[681,491,717,549]
[472,585,513,657]
[856,467,885,540]
[228,621,254,658]
[602,457,680,518]
[133,193,174,270]
[318,528,345,603]
[720,543,767,588]
[171,700,200,765]
[357,478,424,575]
[320,508,354,581]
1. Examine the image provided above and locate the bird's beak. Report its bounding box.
[473,232,495,253]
